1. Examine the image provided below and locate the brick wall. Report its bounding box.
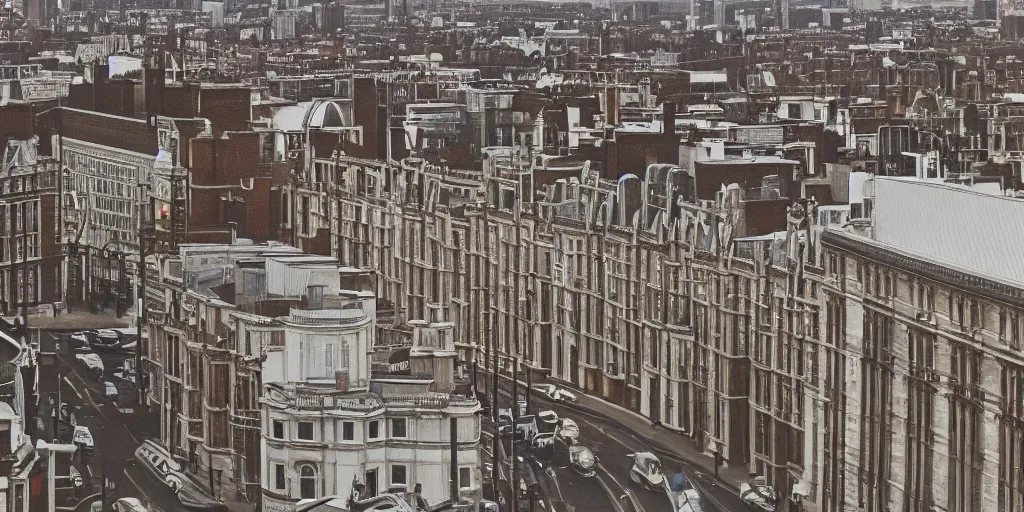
[189,133,275,242]
[52,108,158,155]
[0,103,34,143]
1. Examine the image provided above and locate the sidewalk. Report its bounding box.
[30,309,131,330]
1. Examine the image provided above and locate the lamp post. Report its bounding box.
[35,439,78,512]
[136,182,151,409]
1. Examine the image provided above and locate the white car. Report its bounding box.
[536,409,561,430]
[740,477,776,511]
[72,426,94,454]
[532,384,578,404]
[112,497,148,512]
[75,353,105,380]
[628,452,665,490]
[557,418,580,442]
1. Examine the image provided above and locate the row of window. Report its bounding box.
[271,417,406,442]
[270,463,473,500]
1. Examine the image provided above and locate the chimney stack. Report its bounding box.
[606,88,620,126]
[663,102,676,137]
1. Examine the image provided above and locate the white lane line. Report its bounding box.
[598,463,647,512]
[65,367,140,445]
[64,376,84,400]
[594,474,627,512]
[124,467,167,512]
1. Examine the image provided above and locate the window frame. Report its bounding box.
[390,418,407,438]
[272,420,285,440]
[298,464,317,500]
[459,466,472,490]
[274,463,286,491]
[368,420,380,440]
[297,421,315,441]
[342,421,355,442]
[391,464,407,486]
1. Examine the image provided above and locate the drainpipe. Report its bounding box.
[449,416,458,503]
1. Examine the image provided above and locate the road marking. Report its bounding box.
[594,474,627,512]
[124,467,166,512]
[65,367,140,445]
[598,463,646,512]
[579,417,648,454]
[63,376,84,400]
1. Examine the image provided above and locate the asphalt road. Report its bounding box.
[510,388,750,512]
[485,407,618,512]
[41,330,181,512]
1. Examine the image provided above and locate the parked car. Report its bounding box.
[72,425,95,456]
[103,382,119,402]
[556,419,580,443]
[498,415,537,442]
[532,384,578,404]
[69,466,84,488]
[91,330,121,352]
[75,353,104,380]
[740,477,776,511]
[135,440,186,493]
[112,497,148,512]
[628,452,664,491]
[537,410,559,433]
[66,331,90,349]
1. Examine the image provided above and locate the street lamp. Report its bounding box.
[35,439,78,512]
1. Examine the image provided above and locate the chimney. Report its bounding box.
[663,102,676,136]
[606,88,620,126]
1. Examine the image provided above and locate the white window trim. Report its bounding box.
[272,419,285,440]
[391,418,407,439]
[391,463,408,486]
[341,421,356,442]
[272,462,286,491]
[297,421,315,441]
[368,420,381,440]
[298,464,318,500]
[458,466,473,490]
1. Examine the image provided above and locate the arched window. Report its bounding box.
[299,465,317,499]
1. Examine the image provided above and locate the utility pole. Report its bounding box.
[5,201,13,318]
[484,191,497,422]
[21,200,27,328]
[449,417,459,503]
[510,358,519,512]
[136,183,150,408]
[483,187,500,507]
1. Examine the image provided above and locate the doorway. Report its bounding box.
[365,468,378,498]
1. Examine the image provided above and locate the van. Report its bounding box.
[72,426,95,455]
[103,382,118,402]
[76,353,104,380]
